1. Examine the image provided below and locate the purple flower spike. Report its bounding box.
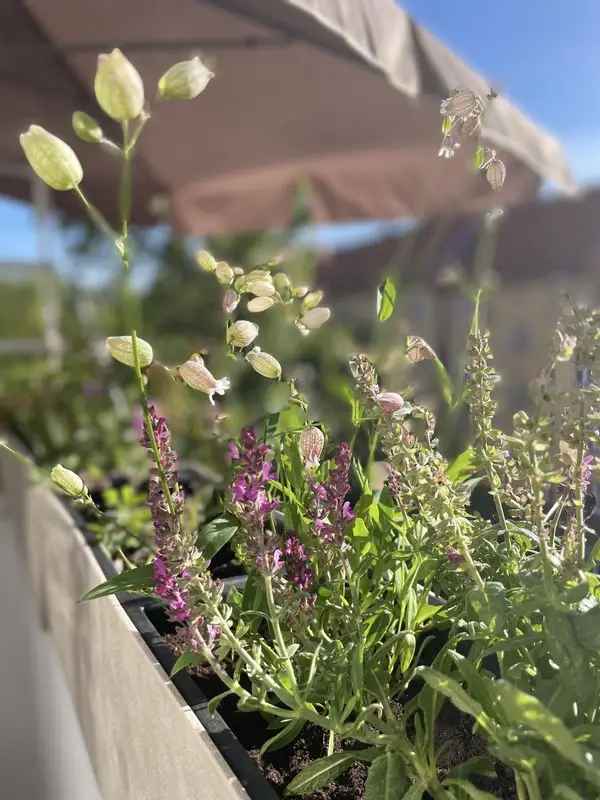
[309,442,354,545]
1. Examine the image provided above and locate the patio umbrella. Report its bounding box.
[1,0,573,234]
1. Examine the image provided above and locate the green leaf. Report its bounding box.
[365,750,408,800]
[80,563,154,601]
[377,277,397,322]
[170,649,204,677]
[285,752,357,795]
[443,778,497,799]
[207,689,234,715]
[197,516,238,562]
[433,355,454,407]
[400,785,424,800]
[493,680,592,772]
[417,668,491,733]
[447,448,476,483]
[445,756,496,781]
[260,719,305,756]
[552,785,584,800]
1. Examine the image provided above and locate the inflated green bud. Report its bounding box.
[94,49,144,121]
[51,464,85,498]
[196,249,217,273]
[106,335,153,368]
[215,261,234,285]
[273,272,292,301]
[19,125,83,191]
[302,290,323,311]
[247,296,276,313]
[158,57,214,100]
[72,111,103,144]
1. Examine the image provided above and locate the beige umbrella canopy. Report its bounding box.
[2,0,573,233]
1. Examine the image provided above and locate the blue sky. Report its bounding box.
[2,2,599,270]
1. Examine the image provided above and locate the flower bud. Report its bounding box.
[247,296,276,313]
[72,111,103,144]
[94,49,144,121]
[299,427,325,469]
[273,272,292,301]
[376,391,405,415]
[302,290,323,311]
[245,279,275,298]
[51,464,85,498]
[106,335,153,368]
[158,57,214,101]
[485,158,506,191]
[300,306,331,330]
[245,347,281,380]
[440,89,483,121]
[406,336,436,363]
[222,289,240,314]
[215,261,234,285]
[196,249,217,273]
[178,355,230,404]
[293,285,310,299]
[20,125,83,191]
[227,320,259,349]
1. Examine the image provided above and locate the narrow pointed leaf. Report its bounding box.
[365,750,408,800]
[197,516,238,561]
[285,752,357,796]
[377,277,397,322]
[80,563,154,601]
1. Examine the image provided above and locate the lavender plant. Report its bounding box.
[18,58,600,800]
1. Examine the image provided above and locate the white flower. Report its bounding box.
[158,57,214,101]
[227,320,259,349]
[299,427,325,469]
[106,335,153,368]
[94,49,145,121]
[178,355,230,404]
[20,125,83,191]
[245,347,281,380]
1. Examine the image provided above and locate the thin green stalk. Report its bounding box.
[263,573,298,690]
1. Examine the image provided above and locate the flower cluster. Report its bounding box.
[153,556,190,622]
[283,535,313,591]
[228,428,281,573]
[310,442,354,545]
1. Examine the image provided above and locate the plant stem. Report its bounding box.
[263,573,298,690]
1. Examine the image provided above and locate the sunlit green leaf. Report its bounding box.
[377,277,397,322]
[365,750,408,800]
[80,563,154,601]
[197,516,238,561]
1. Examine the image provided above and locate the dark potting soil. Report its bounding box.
[147,607,516,800]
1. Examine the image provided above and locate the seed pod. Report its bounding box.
[72,111,103,144]
[178,355,230,404]
[299,306,331,331]
[106,335,153,368]
[247,296,276,313]
[302,290,324,312]
[440,88,483,121]
[485,158,507,191]
[245,347,281,380]
[227,320,259,349]
[20,125,83,191]
[51,464,85,498]
[94,49,144,121]
[196,249,217,273]
[215,261,234,285]
[298,427,325,469]
[158,57,214,100]
[406,335,436,364]
[222,289,240,314]
[376,391,405,415]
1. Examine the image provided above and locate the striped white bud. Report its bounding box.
[302,290,323,311]
[106,336,153,368]
[300,306,331,330]
[158,57,214,101]
[222,289,240,314]
[245,347,281,380]
[215,261,235,285]
[247,296,276,313]
[376,392,405,415]
[299,427,325,469]
[406,336,436,364]
[227,320,259,349]
[196,250,217,273]
[485,158,506,191]
[245,279,275,298]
